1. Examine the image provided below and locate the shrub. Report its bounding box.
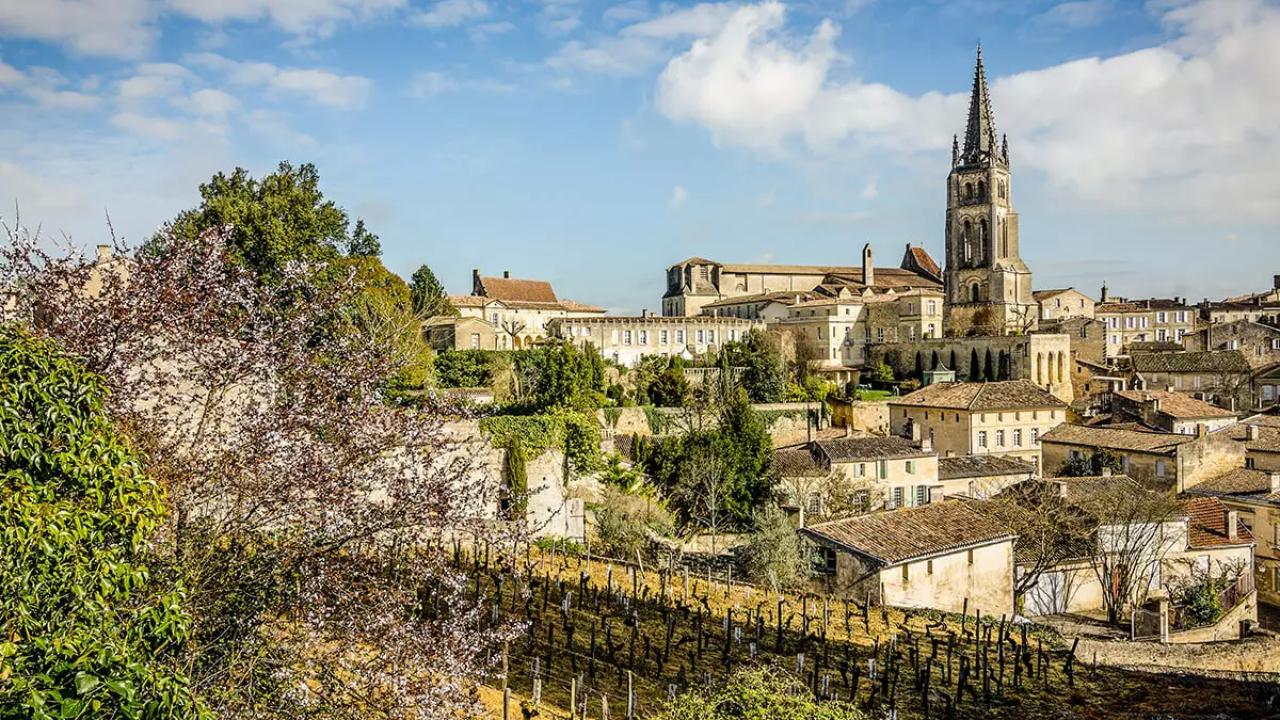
[652,667,866,720]
[593,488,675,559]
[738,506,810,590]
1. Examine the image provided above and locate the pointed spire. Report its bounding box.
[961,44,1000,166]
[952,134,959,165]
[1001,133,1009,164]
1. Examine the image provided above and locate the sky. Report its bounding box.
[0,0,1278,314]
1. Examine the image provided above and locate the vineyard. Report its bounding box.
[456,541,1276,719]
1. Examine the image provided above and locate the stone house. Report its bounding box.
[1184,320,1280,369]
[888,380,1068,466]
[701,291,811,322]
[1039,424,1244,492]
[549,315,761,367]
[1034,288,1095,322]
[1256,364,1280,410]
[432,270,605,351]
[424,314,499,352]
[1199,277,1280,325]
[1129,350,1254,410]
[1110,389,1239,435]
[773,435,939,523]
[1185,467,1280,608]
[937,454,1037,499]
[803,501,1016,615]
[1095,292,1198,358]
[1212,414,1280,471]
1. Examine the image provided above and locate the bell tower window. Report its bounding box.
[977,179,986,200]
[970,284,981,303]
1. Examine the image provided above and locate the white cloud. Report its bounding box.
[182,88,241,117]
[117,63,192,102]
[411,0,489,28]
[602,0,649,25]
[190,53,372,108]
[0,59,24,87]
[245,109,315,146]
[653,0,1280,222]
[0,0,154,59]
[0,56,103,110]
[549,2,740,76]
[669,184,687,208]
[167,0,405,38]
[470,21,515,38]
[1036,0,1108,29]
[406,70,514,98]
[109,111,190,140]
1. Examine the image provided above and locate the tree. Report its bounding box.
[1057,449,1124,478]
[2,224,512,718]
[738,506,809,590]
[983,483,1093,611]
[653,668,866,720]
[0,325,205,718]
[511,341,606,412]
[648,366,691,407]
[164,161,372,283]
[720,329,785,402]
[410,263,453,317]
[680,445,731,554]
[435,349,495,388]
[870,361,895,384]
[347,218,381,257]
[594,487,675,559]
[1073,478,1182,623]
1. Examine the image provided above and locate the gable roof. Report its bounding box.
[1039,423,1197,454]
[1033,288,1089,302]
[1131,350,1251,375]
[902,245,941,280]
[476,276,559,303]
[938,454,1036,481]
[1185,467,1280,498]
[1179,496,1255,548]
[813,436,931,463]
[1113,390,1237,419]
[890,380,1066,411]
[702,290,812,309]
[801,501,1014,566]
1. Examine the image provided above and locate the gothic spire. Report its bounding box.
[961,44,1000,166]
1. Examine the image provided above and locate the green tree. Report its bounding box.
[337,255,433,400]
[0,325,205,719]
[435,349,496,388]
[512,341,605,412]
[653,668,866,720]
[346,219,381,257]
[594,487,675,559]
[648,366,691,407]
[870,361,895,384]
[165,162,366,282]
[409,263,454,317]
[738,506,810,589]
[721,329,786,402]
[503,440,528,520]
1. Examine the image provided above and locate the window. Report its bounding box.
[995,430,1005,447]
[877,328,885,343]
[967,549,974,565]
[891,486,903,509]
[1013,429,1022,447]
[806,493,822,515]
[928,300,937,314]
[906,460,915,474]
[660,329,669,344]
[878,460,888,479]
[1156,460,1166,477]
[1157,311,1167,323]
[902,564,910,582]
[915,485,928,506]
[696,329,704,343]
[1273,339,1280,350]
[676,330,685,344]
[855,463,866,478]
[470,333,481,350]
[1264,385,1275,402]
[927,559,934,575]
[978,431,988,448]
[623,330,633,345]
[1031,428,1039,445]
[490,312,499,324]
[707,330,716,343]
[638,330,647,345]
[817,548,837,575]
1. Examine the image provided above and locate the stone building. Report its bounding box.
[1038,424,1244,492]
[1185,467,1280,607]
[429,270,605,351]
[660,243,942,318]
[888,380,1067,466]
[1129,350,1254,411]
[942,49,1035,337]
[548,314,760,367]
[1095,290,1198,358]
[1257,365,1280,410]
[1201,277,1280,324]
[1184,320,1280,369]
[1109,389,1239,435]
[937,454,1037,499]
[870,333,1075,403]
[803,501,1016,614]
[1034,288,1095,323]
[774,435,941,524]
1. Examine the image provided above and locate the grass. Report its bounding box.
[468,546,1276,719]
[851,390,893,402]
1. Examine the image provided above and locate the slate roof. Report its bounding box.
[890,381,1066,411]
[813,436,930,463]
[1039,424,1197,454]
[938,454,1037,480]
[1131,350,1251,375]
[1113,390,1237,419]
[801,502,1015,566]
[1179,496,1255,547]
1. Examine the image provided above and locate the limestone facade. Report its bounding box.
[1095,293,1198,358]
[1034,288,1096,322]
[548,315,761,367]
[870,333,1075,403]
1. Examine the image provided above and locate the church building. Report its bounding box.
[943,48,1036,337]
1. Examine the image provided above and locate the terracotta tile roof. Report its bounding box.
[703,291,812,309]
[557,300,605,313]
[1033,288,1079,301]
[938,454,1036,481]
[1039,424,1196,454]
[772,447,828,477]
[1212,419,1280,452]
[801,501,1015,565]
[890,381,1066,411]
[476,276,559,303]
[1131,350,1251,375]
[906,246,941,278]
[1185,467,1280,497]
[1113,390,1237,419]
[669,256,721,267]
[821,268,943,290]
[1178,496,1254,547]
[1096,298,1190,313]
[1044,474,1141,502]
[813,436,930,463]
[720,262,861,275]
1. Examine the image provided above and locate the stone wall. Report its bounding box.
[1075,626,1280,678]
[827,398,890,434]
[870,333,1074,403]
[1167,591,1256,644]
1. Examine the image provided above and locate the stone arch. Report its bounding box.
[1058,352,1066,386]
[961,220,973,263]
[970,283,981,303]
[1036,352,1045,385]
[970,348,981,381]
[1001,221,1009,257]
[998,351,1010,380]
[965,182,974,200]
[977,179,986,200]
[978,219,988,263]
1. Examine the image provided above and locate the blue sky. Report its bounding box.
[1,0,1277,313]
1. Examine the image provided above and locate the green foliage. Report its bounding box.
[720,330,786,403]
[0,325,205,719]
[346,219,381,257]
[602,407,623,428]
[648,367,691,407]
[435,349,499,388]
[533,537,586,557]
[504,440,529,519]
[593,487,675,559]
[480,411,601,473]
[409,263,453,317]
[755,407,806,429]
[510,341,606,413]
[738,506,809,590]
[1058,449,1125,478]
[1174,580,1223,627]
[337,256,433,399]
[642,405,671,435]
[164,161,369,284]
[600,454,647,494]
[870,361,896,384]
[652,668,866,720]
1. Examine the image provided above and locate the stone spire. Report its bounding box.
[960,44,1000,166]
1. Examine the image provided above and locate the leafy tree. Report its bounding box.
[511,341,605,412]
[503,440,529,520]
[0,325,205,719]
[870,361,895,384]
[435,349,496,388]
[594,487,675,559]
[409,263,454,317]
[648,366,691,407]
[738,506,810,590]
[1057,449,1125,478]
[339,255,433,399]
[720,329,786,402]
[347,218,381,257]
[653,668,866,720]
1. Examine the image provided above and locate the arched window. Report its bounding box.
[961,220,972,263]
[1001,221,1009,257]
[977,219,988,263]
[965,182,974,200]
[977,179,986,199]
[970,283,981,303]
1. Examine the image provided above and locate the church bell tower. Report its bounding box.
[942,47,1035,337]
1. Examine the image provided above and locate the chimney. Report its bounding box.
[1227,510,1239,542]
[96,244,112,262]
[503,270,511,279]
[844,424,853,438]
[472,268,482,295]
[1248,424,1261,441]
[862,243,874,288]
[1100,282,1109,304]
